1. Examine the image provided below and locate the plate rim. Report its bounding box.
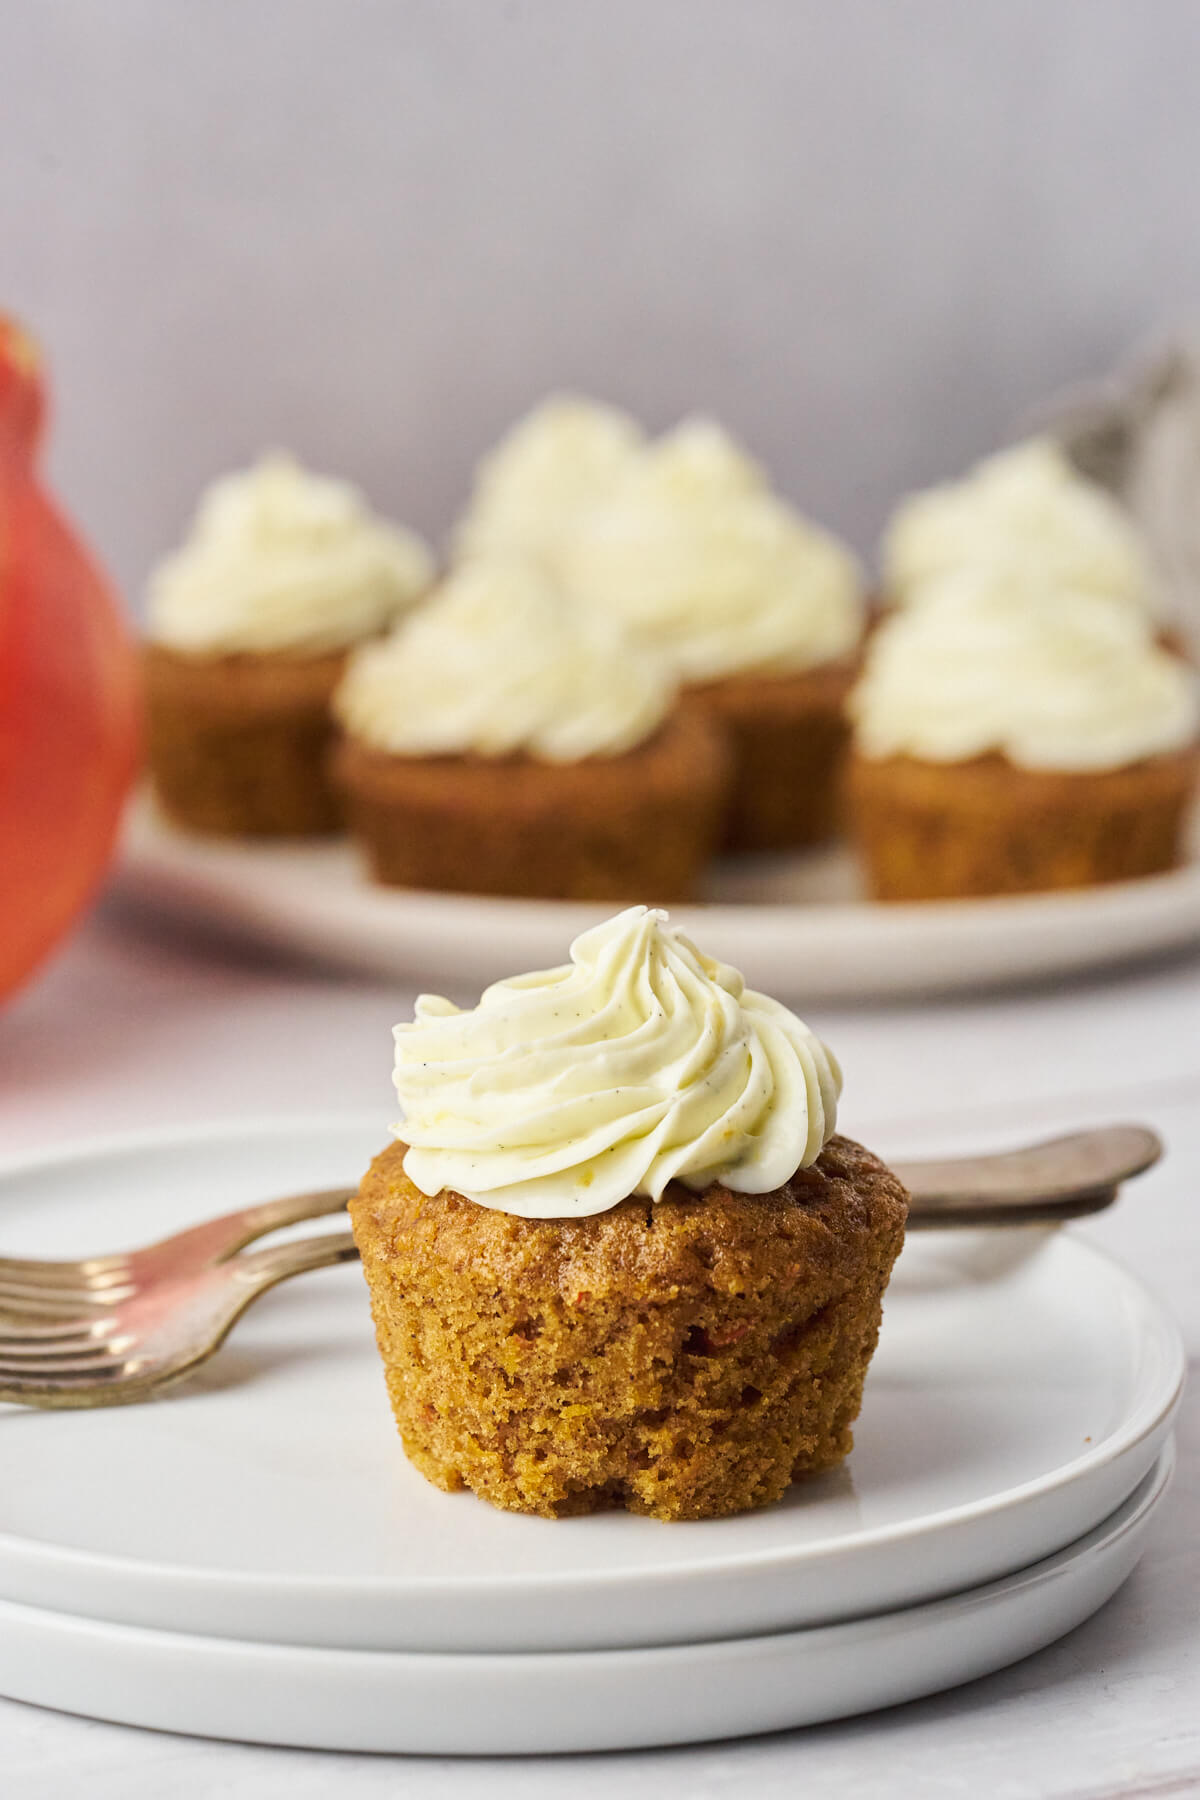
[0,1113,1185,1604]
[113,787,1200,999]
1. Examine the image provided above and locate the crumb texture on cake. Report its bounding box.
[350,1134,908,1521]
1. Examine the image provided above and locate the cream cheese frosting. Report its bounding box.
[393,905,842,1219]
[147,453,433,656]
[560,419,865,682]
[333,557,673,762]
[882,438,1160,619]
[849,572,1199,772]
[454,396,645,577]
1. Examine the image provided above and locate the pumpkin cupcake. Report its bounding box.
[144,453,432,835]
[350,905,909,1521]
[560,420,867,851]
[847,573,1199,900]
[331,558,730,901]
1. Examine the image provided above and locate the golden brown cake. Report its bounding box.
[689,656,859,852]
[351,1134,908,1522]
[142,453,432,837]
[332,557,731,901]
[847,746,1197,901]
[332,705,730,901]
[143,644,346,836]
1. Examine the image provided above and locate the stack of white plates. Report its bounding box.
[0,1119,1184,1754]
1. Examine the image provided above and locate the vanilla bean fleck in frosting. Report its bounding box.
[147,453,433,656]
[882,438,1159,619]
[392,906,842,1218]
[334,558,673,762]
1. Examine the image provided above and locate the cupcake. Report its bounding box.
[350,906,909,1521]
[882,437,1161,623]
[453,395,645,580]
[846,574,1199,900]
[331,558,729,901]
[559,420,867,851]
[144,453,433,835]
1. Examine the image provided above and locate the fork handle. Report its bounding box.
[896,1124,1162,1225]
[225,1127,1163,1270]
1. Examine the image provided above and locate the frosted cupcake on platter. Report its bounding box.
[560,420,867,851]
[331,558,730,901]
[846,572,1199,900]
[144,453,433,835]
[882,437,1162,624]
[453,395,645,581]
[350,905,909,1521]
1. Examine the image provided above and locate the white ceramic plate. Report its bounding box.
[0,1118,1182,1655]
[0,1447,1173,1755]
[113,790,1200,1001]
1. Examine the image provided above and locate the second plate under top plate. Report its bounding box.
[0,1117,1183,1653]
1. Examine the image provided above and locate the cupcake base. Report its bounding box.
[331,707,731,902]
[688,657,858,852]
[349,1135,908,1522]
[847,747,1198,901]
[143,644,346,837]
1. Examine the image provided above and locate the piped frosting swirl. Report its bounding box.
[849,572,1198,771]
[393,906,842,1218]
[147,453,433,656]
[560,420,864,681]
[454,396,645,577]
[334,558,673,762]
[882,438,1159,619]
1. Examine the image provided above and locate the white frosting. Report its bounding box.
[560,419,864,682]
[454,396,645,577]
[393,905,842,1218]
[850,572,1198,771]
[883,438,1160,619]
[147,453,433,656]
[334,558,673,762]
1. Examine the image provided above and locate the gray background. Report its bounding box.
[3,0,1200,605]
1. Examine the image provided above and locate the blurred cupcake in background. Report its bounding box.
[454,395,645,581]
[882,438,1162,624]
[144,454,433,835]
[331,557,730,900]
[846,571,1199,900]
[560,419,866,851]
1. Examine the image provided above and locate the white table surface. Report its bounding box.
[0,899,1197,1800]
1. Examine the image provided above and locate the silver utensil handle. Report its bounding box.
[896,1124,1161,1227]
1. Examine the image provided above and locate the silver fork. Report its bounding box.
[0,1124,1162,1409]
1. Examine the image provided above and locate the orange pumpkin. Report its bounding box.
[0,317,140,999]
